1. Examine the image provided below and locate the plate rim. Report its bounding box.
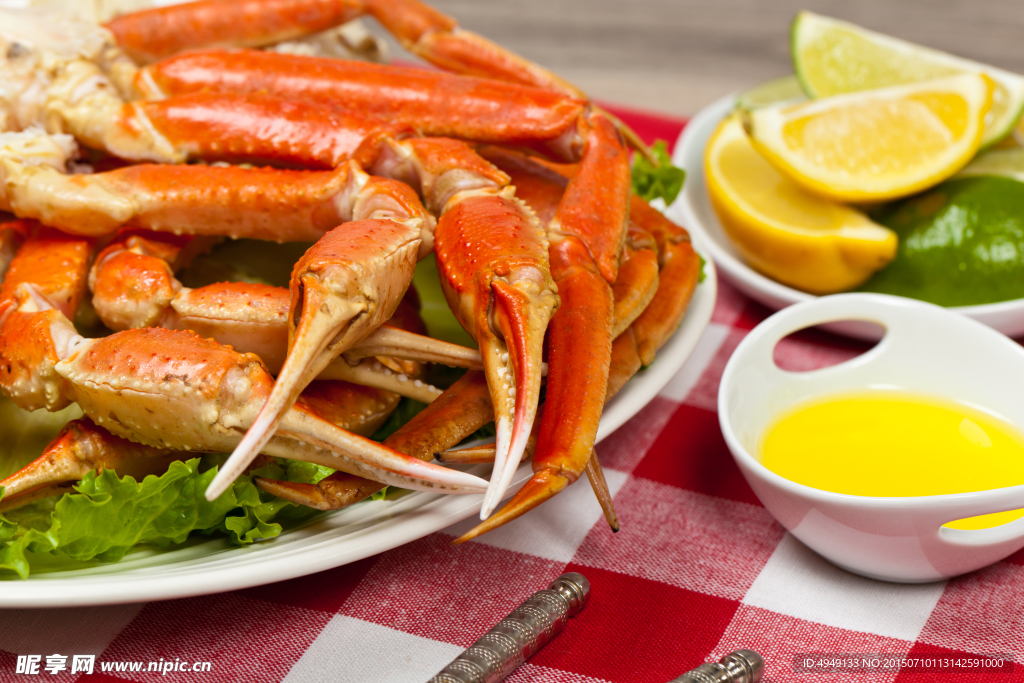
[0,249,718,607]
[671,93,1024,340]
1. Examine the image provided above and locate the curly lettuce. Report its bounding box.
[0,456,331,579]
[631,140,686,205]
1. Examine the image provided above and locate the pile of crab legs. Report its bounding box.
[0,0,700,542]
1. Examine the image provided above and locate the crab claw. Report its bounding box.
[434,191,557,519]
[206,217,422,501]
[477,277,555,518]
[0,418,181,504]
[256,368,495,511]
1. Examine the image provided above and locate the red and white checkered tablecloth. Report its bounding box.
[3,110,1024,683]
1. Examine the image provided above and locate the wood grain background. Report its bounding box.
[384,0,1024,118]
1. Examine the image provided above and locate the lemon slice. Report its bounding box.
[746,74,993,203]
[792,12,1024,149]
[705,114,897,294]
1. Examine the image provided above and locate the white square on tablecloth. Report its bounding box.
[442,467,629,562]
[658,322,731,402]
[743,534,947,641]
[0,604,142,656]
[282,615,461,683]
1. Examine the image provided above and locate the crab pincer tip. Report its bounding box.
[479,415,532,519]
[477,281,548,519]
[458,470,570,543]
[205,409,282,501]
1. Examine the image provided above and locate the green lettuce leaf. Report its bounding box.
[631,140,686,205]
[0,457,323,579]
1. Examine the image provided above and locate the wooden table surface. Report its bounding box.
[389,0,1024,118]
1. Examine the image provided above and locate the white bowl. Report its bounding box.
[718,293,1024,582]
[669,94,1024,341]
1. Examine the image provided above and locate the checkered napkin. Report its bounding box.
[3,110,1024,683]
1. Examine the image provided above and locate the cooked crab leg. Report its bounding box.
[454,144,689,538]
[0,379,401,506]
[0,292,484,494]
[460,121,628,523]
[104,0,361,65]
[0,418,181,505]
[0,223,89,319]
[139,51,580,159]
[433,191,557,517]
[627,196,703,365]
[0,129,433,243]
[257,368,493,509]
[104,0,579,95]
[103,0,652,156]
[89,230,480,402]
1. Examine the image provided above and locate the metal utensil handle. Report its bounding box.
[427,572,590,683]
[670,649,765,683]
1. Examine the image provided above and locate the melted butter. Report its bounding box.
[760,391,1024,530]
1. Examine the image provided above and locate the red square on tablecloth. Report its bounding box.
[633,403,760,506]
[597,396,681,474]
[529,564,738,683]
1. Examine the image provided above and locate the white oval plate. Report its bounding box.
[0,249,717,607]
[668,94,1024,341]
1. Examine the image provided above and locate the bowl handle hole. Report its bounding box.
[772,321,883,372]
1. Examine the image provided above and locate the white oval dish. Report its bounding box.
[669,93,1024,341]
[0,243,717,607]
[719,293,1024,583]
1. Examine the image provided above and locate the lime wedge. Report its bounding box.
[957,147,1024,183]
[791,11,1024,149]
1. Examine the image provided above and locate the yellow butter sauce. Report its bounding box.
[760,391,1024,530]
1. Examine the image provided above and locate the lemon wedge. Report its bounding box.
[792,12,1024,149]
[705,114,897,294]
[746,74,993,203]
